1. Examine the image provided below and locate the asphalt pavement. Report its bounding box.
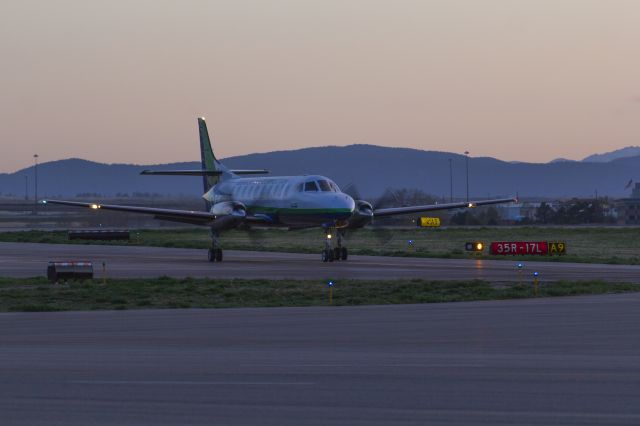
[1,294,640,425]
[0,242,639,282]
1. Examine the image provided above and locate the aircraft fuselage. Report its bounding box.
[204,174,356,227]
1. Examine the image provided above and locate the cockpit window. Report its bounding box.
[317,180,332,192]
[330,182,340,192]
[304,181,319,192]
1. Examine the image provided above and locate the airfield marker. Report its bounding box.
[517,262,524,285]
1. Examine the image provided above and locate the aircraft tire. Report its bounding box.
[322,249,330,262]
[215,249,223,262]
[208,248,216,262]
[340,247,348,261]
[333,247,341,261]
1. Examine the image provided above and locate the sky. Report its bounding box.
[1,0,640,172]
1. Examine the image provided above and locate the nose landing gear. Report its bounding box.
[322,228,348,262]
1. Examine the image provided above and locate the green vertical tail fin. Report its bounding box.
[198,117,220,194]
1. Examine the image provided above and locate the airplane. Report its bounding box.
[45,118,516,263]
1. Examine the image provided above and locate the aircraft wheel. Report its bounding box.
[215,248,223,262]
[208,248,216,262]
[322,249,330,262]
[340,247,348,261]
[333,247,341,261]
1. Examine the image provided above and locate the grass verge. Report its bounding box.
[0,277,637,312]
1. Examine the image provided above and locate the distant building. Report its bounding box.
[616,183,640,225]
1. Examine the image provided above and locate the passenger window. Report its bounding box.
[304,181,319,192]
[317,180,332,192]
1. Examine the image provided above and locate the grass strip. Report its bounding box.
[0,277,637,312]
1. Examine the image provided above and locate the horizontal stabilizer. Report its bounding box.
[141,170,222,176]
[140,169,268,176]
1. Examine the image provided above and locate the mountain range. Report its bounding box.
[1,145,639,199]
[582,146,640,163]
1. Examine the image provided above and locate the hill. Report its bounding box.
[582,146,640,163]
[2,145,639,199]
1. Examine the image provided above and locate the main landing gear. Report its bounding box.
[322,228,348,262]
[208,231,223,262]
[208,248,223,262]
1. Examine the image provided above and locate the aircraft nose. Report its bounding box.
[343,194,356,213]
[336,194,356,219]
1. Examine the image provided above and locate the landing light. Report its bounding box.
[468,202,476,208]
[90,204,100,210]
[327,234,332,239]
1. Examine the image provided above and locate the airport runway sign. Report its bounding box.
[417,217,441,227]
[490,241,566,256]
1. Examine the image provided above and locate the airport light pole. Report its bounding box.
[33,154,39,215]
[464,151,469,202]
[448,158,453,202]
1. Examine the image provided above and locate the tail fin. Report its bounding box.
[198,117,221,193]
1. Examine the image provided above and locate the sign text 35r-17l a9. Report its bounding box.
[490,241,566,256]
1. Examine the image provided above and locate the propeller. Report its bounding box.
[341,183,395,246]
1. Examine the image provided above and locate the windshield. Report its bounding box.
[304,181,319,192]
[298,179,340,193]
[317,180,332,192]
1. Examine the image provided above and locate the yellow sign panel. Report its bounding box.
[548,241,566,255]
[419,217,441,227]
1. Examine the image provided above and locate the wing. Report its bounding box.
[373,197,517,217]
[44,200,216,226]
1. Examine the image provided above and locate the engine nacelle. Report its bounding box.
[347,200,374,229]
[210,201,247,231]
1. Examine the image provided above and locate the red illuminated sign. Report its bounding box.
[490,241,548,255]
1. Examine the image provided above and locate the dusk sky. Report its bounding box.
[1,0,640,172]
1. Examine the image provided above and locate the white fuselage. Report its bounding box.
[203,175,355,226]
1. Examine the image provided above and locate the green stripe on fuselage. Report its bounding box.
[246,206,352,215]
